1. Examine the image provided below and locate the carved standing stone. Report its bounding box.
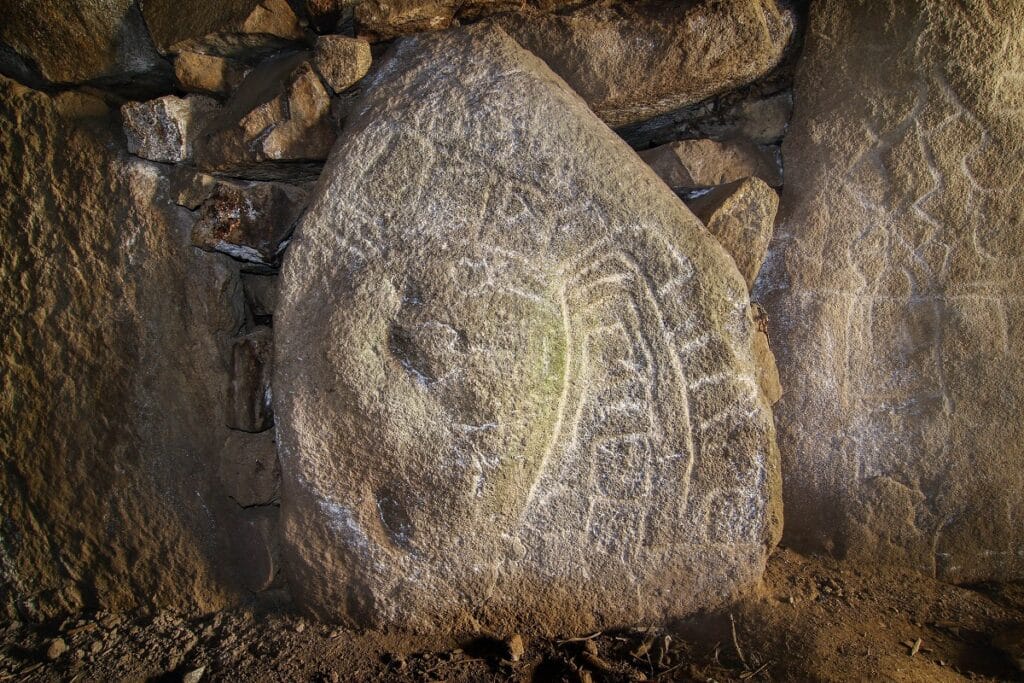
[759,0,1024,582]
[275,25,780,635]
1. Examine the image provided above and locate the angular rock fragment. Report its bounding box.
[227,326,274,433]
[760,0,1024,582]
[0,0,171,93]
[219,430,281,506]
[192,179,308,265]
[641,138,782,194]
[276,25,779,634]
[313,35,372,93]
[688,177,779,290]
[121,95,220,163]
[497,0,795,128]
[196,55,336,177]
[175,51,250,96]
[140,0,304,57]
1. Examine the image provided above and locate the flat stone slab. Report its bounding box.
[275,25,780,635]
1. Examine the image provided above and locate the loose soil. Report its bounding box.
[2,548,1022,681]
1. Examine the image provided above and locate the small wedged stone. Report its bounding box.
[687,177,779,290]
[227,326,274,433]
[640,138,782,194]
[496,0,795,128]
[196,55,336,177]
[750,305,781,405]
[313,35,372,93]
[121,95,220,163]
[175,52,250,96]
[219,430,281,506]
[141,0,304,57]
[192,179,308,266]
[276,25,779,635]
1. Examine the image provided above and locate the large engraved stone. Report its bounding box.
[276,26,780,634]
[759,0,1024,582]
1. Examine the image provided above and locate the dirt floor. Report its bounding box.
[2,548,1022,682]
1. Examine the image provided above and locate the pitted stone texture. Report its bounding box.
[0,0,169,91]
[121,95,220,163]
[496,0,795,128]
[197,55,336,177]
[313,36,372,93]
[276,26,780,635]
[192,179,308,265]
[758,0,1024,582]
[141,0,304,56]
[0,77,248,619]
[640,139,782,194]
[688,177,779,290]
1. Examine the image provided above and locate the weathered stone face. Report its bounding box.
[140,0,304,57]
[0,0,170,92]
[759,0,1024,582]
[276,26,780,635]
[496,0,795,129]
[0,77,248,618]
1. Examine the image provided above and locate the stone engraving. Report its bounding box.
[275,25,779,634]
[760,0,1024,582]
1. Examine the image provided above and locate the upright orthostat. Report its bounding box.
[275,25,780,635]
[761,0,1024,582]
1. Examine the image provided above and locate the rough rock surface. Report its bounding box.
[197,55,335,177]
[641,138,782,194]
[121,95,220,163]
[227,327,275,433]
[354,0,577,40]
[0,0,170,92]
[688,177,779,290]
[140,0,304,56]
[225,507,280,592]
[313,36,372,93]
[276,25,780,634]
[175,52,250,96]
[220,430,281,506]
[616,80,796,150]
[192,179,308,265]
[0,76,249,619]
[759,0,1024,582]
[242,273,279,318]
[496,0,795,128]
